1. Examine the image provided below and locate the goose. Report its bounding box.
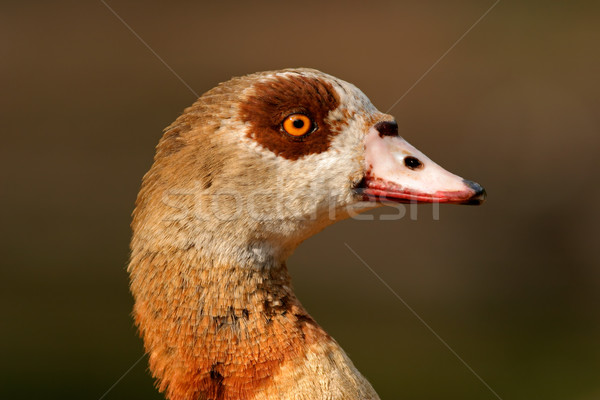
[128,68,485,400]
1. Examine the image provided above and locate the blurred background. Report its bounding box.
[2,1,599,399]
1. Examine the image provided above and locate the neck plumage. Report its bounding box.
[129,235,380,400]
[129,242,309,399]
[129,144,379,398]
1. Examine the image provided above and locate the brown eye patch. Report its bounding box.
[238,73,341,160]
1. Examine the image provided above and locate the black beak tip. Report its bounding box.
[463,179,486,205]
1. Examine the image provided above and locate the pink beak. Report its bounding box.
[359,121,486,205]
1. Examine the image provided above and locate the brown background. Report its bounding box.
[2,1,599,399]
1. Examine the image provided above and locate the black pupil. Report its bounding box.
[404,156,423,170]
[292,118,305,129]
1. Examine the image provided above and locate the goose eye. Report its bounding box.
[282,114,313,137]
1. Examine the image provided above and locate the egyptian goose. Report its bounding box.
[128,68,485,400]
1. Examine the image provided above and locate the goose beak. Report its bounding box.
[358,122,486,205]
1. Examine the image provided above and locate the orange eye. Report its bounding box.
[282,114,313,137]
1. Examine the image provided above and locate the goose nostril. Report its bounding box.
[404,156,423,170]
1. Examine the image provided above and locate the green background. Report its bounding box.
[2,1,599,399]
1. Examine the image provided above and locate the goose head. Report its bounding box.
[136,68,484,263]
